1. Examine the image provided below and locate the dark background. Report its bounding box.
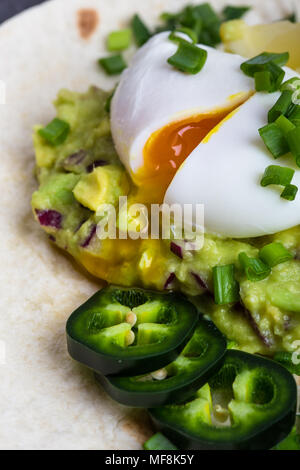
[0,0,47,24]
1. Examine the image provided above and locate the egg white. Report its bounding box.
[165,80,300,238]
[111,32,254,176]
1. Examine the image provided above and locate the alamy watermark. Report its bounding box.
[95,197,205,250]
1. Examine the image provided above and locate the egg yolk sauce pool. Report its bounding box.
[32,87,300,357]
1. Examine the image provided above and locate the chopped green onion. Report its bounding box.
[222,5,251,21]
[107,29,132,52]
[260,165,294,187]
[193,17,204,38]
[160,11,178,29]
[241,53,287,91]
[201,20,221,46]
[160,3,221,48]
[273,352,300,376]
[239,252,271,282]
[265,62,286,92]
[131,14,151,47]
[178,5,198,27]
[240,52,289,77]
[287,104,300,123]
[143,433,177,451]
[104,89,116,114]
[273,427,300,450]
[259,123,289,158]
[286,127,300,166]
[193,3,220,27]
[268,90,293,123]
[213,264,239,305]
[167,41,207,74]
[259,242,293,268]
[280,76,300,92]
[38,118,70,146]
[98,55,127,75]
[288,108,300,127]
[292,88,300,105]
[281,184,298,201]
[275,114,296,135]
[254,70,272,92]
[285,13,297,23]
[169,27,198,44]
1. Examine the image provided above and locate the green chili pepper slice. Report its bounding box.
[66,286,198,376]
[149,350,297,450]
[95,319,226,407]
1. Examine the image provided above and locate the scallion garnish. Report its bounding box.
[275,114,296,136]
[286,127,300,166]
[280,77,300,92]
[285,13,297,23]
[143,433,177,451]
[239,252,271,282]
[160,3,222,47]
[213,264,239,305]
[167,41,207,74]
[254,70,272,92]
[241,54,286,92]
[222,5,251,21]
[260,165,295,187]
[268,90,293,123]
[169,27,198,44]
[266,62,286,92]
[281,183,298,201]
[38,118,70,146]
[240,52,289,77]
[287,104,300,121]
[104,88,116,114]
[259,123,289,158]
[259,242,293,268]
[287,105,300,127]
[131,14,151,47]
[193,3,220,28]
[98,55,127,75]
[107,29,132,52]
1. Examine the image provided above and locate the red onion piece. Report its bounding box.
[36,209,62,229]
[164,273,176,290]
[170,242,183,259]
[191,272,208,290]
[80,225,97,248]
[236,302,273,348]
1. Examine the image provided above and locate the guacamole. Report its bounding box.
[32,87,300,355]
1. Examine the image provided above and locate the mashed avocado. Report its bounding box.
[32,87,300,355]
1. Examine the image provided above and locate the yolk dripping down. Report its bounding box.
[133,98,252,204]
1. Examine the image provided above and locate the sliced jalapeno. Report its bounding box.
[95,319,226,407]
[66,286,198,376]
[149,350,297,450]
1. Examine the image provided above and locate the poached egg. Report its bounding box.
[111,32,300,238]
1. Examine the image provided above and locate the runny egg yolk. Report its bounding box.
[133,100,250,204]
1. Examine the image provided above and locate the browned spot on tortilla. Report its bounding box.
[121,410,154,444]
[77,9,99,39]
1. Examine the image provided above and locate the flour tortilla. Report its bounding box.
[0,0,298,450]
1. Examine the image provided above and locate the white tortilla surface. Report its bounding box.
[0,0,298,450]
